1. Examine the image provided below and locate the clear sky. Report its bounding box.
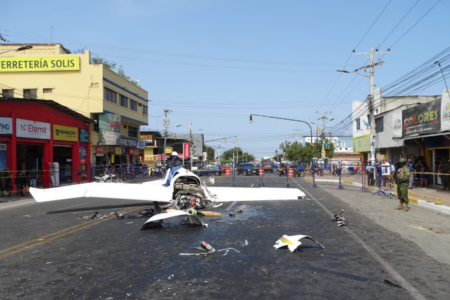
[2,0,449,157]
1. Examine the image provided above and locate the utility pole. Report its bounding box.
[318,112,329,159]
[188,123,193,170]
[217,135,220,163]
[351,48,389,165]
[162,109,171,166]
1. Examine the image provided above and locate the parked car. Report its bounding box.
[237,163,260,176]
[193,165,222,176]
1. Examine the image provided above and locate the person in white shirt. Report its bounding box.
[381,160,391,187]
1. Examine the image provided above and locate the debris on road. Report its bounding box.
[274,235,325,252]
[180,241,216,256]
[331,209,346,227]
[236,209,243,213]
[384,279,402,288]
[229,213,236,217]
[217,248,240,256]
[197,211,222,216]
[79,212,110,220]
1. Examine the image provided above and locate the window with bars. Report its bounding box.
[130,100,137,111]
[2,89,13,98]
[23,89,37,99]
[143,105,148,115]
[104,88,116,103]
[128,126,138,137]
[43,88,53,93]
[120,95,128,107]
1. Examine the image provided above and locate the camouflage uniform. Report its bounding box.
[396,158,410,211]
[441,160,450,190]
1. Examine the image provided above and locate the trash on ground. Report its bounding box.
[180,241,216,256]
[229,213,236,217]
[79,212,110,220]
[197,211,222,216]
[384,279,402,288]
[236,209,243,213]
[274,235,325,252]
[331,209,346,226]
[217,248,240,256]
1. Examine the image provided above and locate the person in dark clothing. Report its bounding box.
[4,169,12,197]
[15,172,27,197]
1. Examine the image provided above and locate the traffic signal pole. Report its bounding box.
[249,114,317,188]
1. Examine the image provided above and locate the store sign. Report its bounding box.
[352,134,371,153]
[16,118,50,140]
[440,89,450,131]
[0,117,12,136]
[128,148,135,155]
[119,137,138,148]
[115,147,122,155]
[0,56,80,72]
[392,108,402,138]
[183,143,190,159]
[96,146,104,154]
[79,146,87,159]
[137,140,146,149]
[53,124,78,142]
[0,144,6,150]
[166,147,173,154]
[402,99,441,136]
[79,128,89,143]
[98,113,121,145]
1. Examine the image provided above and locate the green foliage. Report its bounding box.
[204,145,215,161]
[91,57,116,70]
[220,160,233,164]
[221,147,255,162]
[279,139,335,161]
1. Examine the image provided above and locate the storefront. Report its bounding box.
[0,99,93,188]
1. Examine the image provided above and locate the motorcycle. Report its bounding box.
[94,172,123,183]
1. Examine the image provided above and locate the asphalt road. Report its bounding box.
[0,173,449,299]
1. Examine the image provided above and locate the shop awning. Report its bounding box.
[393,132,450,141]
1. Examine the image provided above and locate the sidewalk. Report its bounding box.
[308,173,450,216]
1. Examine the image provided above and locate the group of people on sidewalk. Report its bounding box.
[0,168,39,197]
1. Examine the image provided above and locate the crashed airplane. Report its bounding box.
[30,152,305,229]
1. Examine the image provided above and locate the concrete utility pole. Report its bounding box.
[339,48,388,165]
[188,123,193,169]
[162,108,171,166]
[318,112,329,159]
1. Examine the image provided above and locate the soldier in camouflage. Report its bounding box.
[396,158,410,212]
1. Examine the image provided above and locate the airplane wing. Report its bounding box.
[29,182,172,203]
[206,187,305,202]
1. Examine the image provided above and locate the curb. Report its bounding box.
[305,177,450,216]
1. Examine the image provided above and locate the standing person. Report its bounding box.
[438,160,444,187]
[406,157,415,189]
[421,164,429,188]
[366,162,375,186]
[376,161,382,188]
[396,158,410,211]
[15,172,27,197]
[29,167,38,188]
[442,159,450,190]
[415,159,423,188]
[381,160,391,187]
[4,169,12,196]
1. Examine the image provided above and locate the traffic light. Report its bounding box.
[249,115,253,123]
[224,138,226,144]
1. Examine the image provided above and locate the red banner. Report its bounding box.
[128,148,135,155]
[183,143,190,158]
[96,146,104,154]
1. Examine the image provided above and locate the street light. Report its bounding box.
[0,45,33,55]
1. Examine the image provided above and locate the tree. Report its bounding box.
[204,145,215,161]
[279,139,335,161]
[222,147,243,161]
[242,153,255,161]
[91,57,116,70]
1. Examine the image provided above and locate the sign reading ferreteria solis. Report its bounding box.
[402,99,441,136]
[0,56,80,72]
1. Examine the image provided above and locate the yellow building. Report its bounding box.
[0,43,149,166]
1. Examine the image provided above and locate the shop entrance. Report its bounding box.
[53,145,73,184]
[16,144,44,187]
[433,148,449,185]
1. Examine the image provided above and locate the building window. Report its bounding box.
[120,95,128,107]
[143,105,148,115]
[43,88,52,93]
[375,117,384,133]
[1,89,13,98]
[128,126,138,138]
[23,89,37,99]
[104,88,116,103]
[356,118,361,130]
[130,100,137,111]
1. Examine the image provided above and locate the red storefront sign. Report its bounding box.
[183,143,190,158]
[128,148,135,155]
[97,146,104,154]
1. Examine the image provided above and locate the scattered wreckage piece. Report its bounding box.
[274,235,325,252]
[141,210,208,230]
[180,242,216,256]
[331,209,347,227]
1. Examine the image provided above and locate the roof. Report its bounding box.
[0,43,71,53]
[0,98,94,123]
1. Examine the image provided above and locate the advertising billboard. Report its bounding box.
[98,113,121,145]
[440,89,450,131]
[402,99,441,137]
[53,124,78,142]
[79,128,89,143]
[16,118,50,140]
[352,134,371,153]
[0,117,12,136]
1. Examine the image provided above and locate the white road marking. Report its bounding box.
[226,201,237,211]
[292,178,427,300]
